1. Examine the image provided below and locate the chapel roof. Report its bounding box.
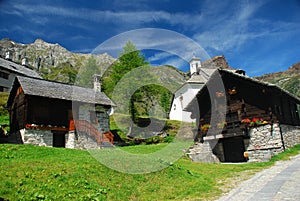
[186,68,217,84]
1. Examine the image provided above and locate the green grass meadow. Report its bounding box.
[1,143,299,201]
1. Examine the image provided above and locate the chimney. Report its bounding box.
[93,74,102,92]
[5,51,12,61]
[21,57,28,66]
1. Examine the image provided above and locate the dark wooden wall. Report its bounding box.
[10,86,27,132]
[27,96,72,127]
[194,71,300,140]
[221,72,300,126]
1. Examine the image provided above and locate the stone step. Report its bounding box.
[100,141,115,148]
[186,142,220,163]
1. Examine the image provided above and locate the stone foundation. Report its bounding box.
[281,124,300,149]
[213,142,225,162]
[187,123,300,163]
[65,131,75,148]
[246,123,300,162]
[20,129,53,147]
[72,131,100,149]
[186,141,220,163]
[12,129,101,149]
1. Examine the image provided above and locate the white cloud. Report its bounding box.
[11,3,204,29]
[148,52,172,62]
[147,52,187,69]
[4,0,300,74]
[193,1,264,52]
[193,0,300,55]
[92,28,210,63]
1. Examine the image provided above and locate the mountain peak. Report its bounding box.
[34,38,46,44]
[0,38,116,83]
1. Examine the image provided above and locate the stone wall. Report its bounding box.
[212,142,225,162]
[96,111,110,133]
[281,124,300,149]
[65,131,75,148]
[187,123,300,163]
[186,141,220,163]
[78,104,110,133]
[11,129,101,149]
[65,130,100,149]
[246,123,300,162]
[20,129,53,147]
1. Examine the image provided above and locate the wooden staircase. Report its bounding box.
[69,120,114,148]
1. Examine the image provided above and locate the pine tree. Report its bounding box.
[102,41,148,96]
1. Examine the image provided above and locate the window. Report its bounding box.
[0,72,9,80]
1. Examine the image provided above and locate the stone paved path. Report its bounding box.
[217,154,300,201]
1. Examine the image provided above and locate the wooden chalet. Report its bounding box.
[7,76,115,148]
[185,69,300,162]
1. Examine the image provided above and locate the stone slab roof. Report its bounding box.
[184,68,300,111]
[220,68,300,103]
[0,58,41,78]
[9,76,115,106]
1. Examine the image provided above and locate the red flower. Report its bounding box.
[241,118,251,123]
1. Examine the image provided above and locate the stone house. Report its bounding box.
[185,67,300,163]
[0,57,41,92]
[7,75,115,149]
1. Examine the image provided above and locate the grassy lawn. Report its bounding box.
[1,144,299,201]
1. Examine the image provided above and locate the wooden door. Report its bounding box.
[223,137,246,162]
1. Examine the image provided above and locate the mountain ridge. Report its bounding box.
[255,62,300,97]
[0,38,299,98]
[0,38,116,83]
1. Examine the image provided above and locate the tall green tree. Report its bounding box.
[102,41,149,96]
[102,41,149,122]
[160,89,172,116]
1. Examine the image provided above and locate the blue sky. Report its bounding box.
[0,0,300,76]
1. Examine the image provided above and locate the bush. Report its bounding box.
[163,136,174,143]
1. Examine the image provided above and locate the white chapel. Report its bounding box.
[169,56,216,122]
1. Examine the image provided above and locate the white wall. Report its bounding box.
[169,83,203,122]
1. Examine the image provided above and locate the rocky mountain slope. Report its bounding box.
[0,38,115,83]
[1,38,299,98]
[255,62,300,97]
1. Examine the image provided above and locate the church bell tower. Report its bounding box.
[189,56,201,76]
